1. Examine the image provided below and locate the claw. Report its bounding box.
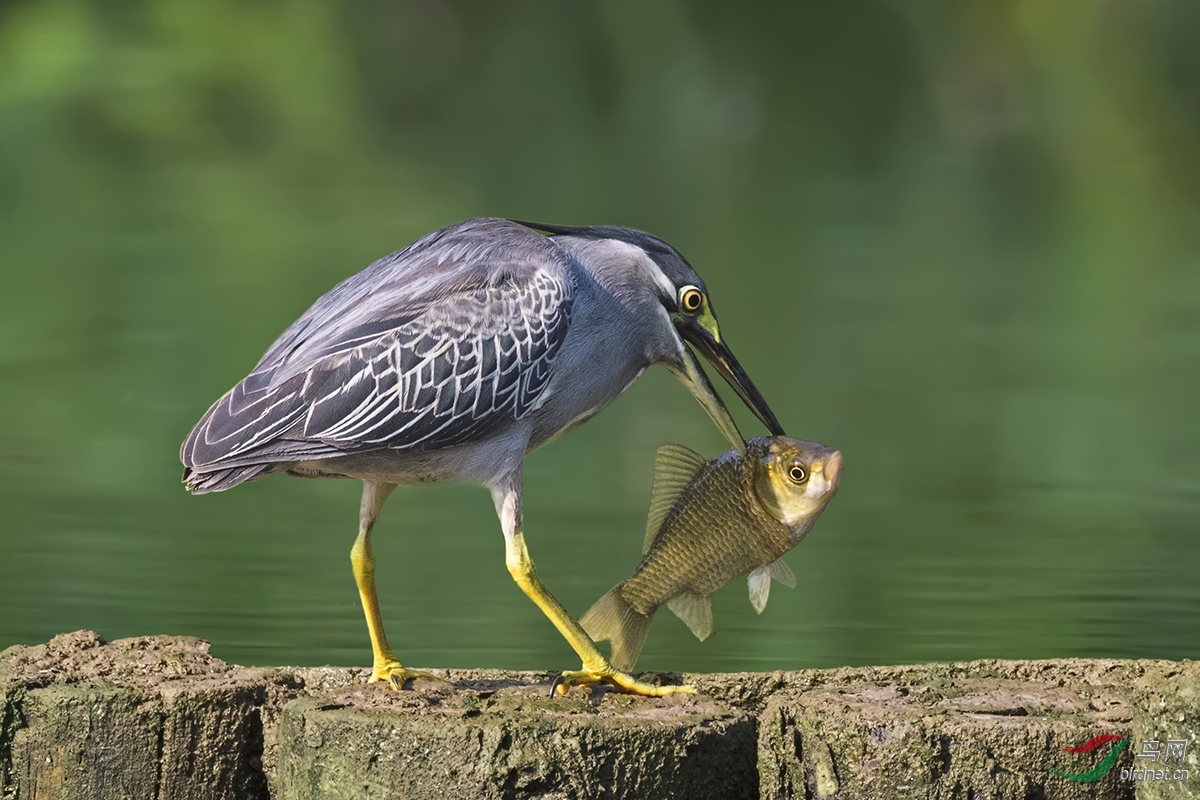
[552,666,696,698]
[371,660,439,690]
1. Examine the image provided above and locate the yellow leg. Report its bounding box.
[493,474,695,697]
[351,481,435,689]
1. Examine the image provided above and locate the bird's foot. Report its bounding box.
[370,660,440,691]
[551,666,696,698]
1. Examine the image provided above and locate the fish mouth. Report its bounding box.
[816,450,844,497]
[677,319,785,438]
[823,450,844,486]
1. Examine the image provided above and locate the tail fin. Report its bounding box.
[580,589,654,672]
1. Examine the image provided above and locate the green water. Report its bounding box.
[1,2,1198,674]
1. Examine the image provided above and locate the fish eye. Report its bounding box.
[679,286,704,313]
[788,464,807,484]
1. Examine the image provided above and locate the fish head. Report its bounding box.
[748,437,844,535]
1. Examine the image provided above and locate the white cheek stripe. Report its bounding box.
[641,253,676,299]
[659,304,688,359]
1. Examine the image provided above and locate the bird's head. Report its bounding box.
[517,221,785,450]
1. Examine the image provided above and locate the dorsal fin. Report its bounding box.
[748,558,797,614]
[666,593,714,641]
[643,443,708,553]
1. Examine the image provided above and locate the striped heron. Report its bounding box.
[181,218,784,696]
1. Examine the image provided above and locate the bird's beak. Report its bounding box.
[669,313,786,450]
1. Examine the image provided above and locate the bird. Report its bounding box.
[180,218,784,696]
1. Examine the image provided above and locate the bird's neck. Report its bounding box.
[554,236,669,316]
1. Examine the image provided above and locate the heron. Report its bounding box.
[181,218,784,696]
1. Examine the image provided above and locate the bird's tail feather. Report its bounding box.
[580,588,654,672]
[183,463,279,494]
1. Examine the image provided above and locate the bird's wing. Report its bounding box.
[182,219,574,470]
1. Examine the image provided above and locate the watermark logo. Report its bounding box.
[1049,734,1190,784]
[1049,734,1130,782]
[1120,738,1191,784]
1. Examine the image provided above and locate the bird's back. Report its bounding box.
[181,219,576,493]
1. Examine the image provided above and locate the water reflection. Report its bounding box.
[1,1,1197,671]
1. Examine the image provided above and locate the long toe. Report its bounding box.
[371,661,441,690]
[553,667,697,698]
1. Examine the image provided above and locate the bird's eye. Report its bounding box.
[679,287,703,313]
[788,465,807,483]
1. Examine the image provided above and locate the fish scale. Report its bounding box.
[622,453,791,613]
[581,436,843,672]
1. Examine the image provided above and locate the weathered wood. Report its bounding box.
[1,631,279,800]
[1132,666,1199,800]
[277,688,756,800]
[754,660,1169,800]
[1,632,1196,800]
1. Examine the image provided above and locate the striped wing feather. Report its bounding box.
[181,219,574,486]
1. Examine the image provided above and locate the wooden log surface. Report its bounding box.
[1,631,1195,799]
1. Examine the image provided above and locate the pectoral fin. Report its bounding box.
[644,444,708,553]
[666,593,714,641]
[747,558,797,614]
[747,567,772,614]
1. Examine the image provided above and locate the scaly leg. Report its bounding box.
[350,481,435,689]
[490,469,695,697]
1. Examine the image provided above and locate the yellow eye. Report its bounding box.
[788,465,807,483]
[680,287,703,313]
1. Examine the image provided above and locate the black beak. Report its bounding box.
[679,320,786,437]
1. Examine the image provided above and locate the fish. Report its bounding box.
[580,436,843,671]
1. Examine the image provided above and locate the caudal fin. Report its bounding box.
[580,589,654,672]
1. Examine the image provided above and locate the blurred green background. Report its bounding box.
[1,0,1197,674]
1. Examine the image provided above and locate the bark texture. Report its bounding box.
[1,632,1195,800]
